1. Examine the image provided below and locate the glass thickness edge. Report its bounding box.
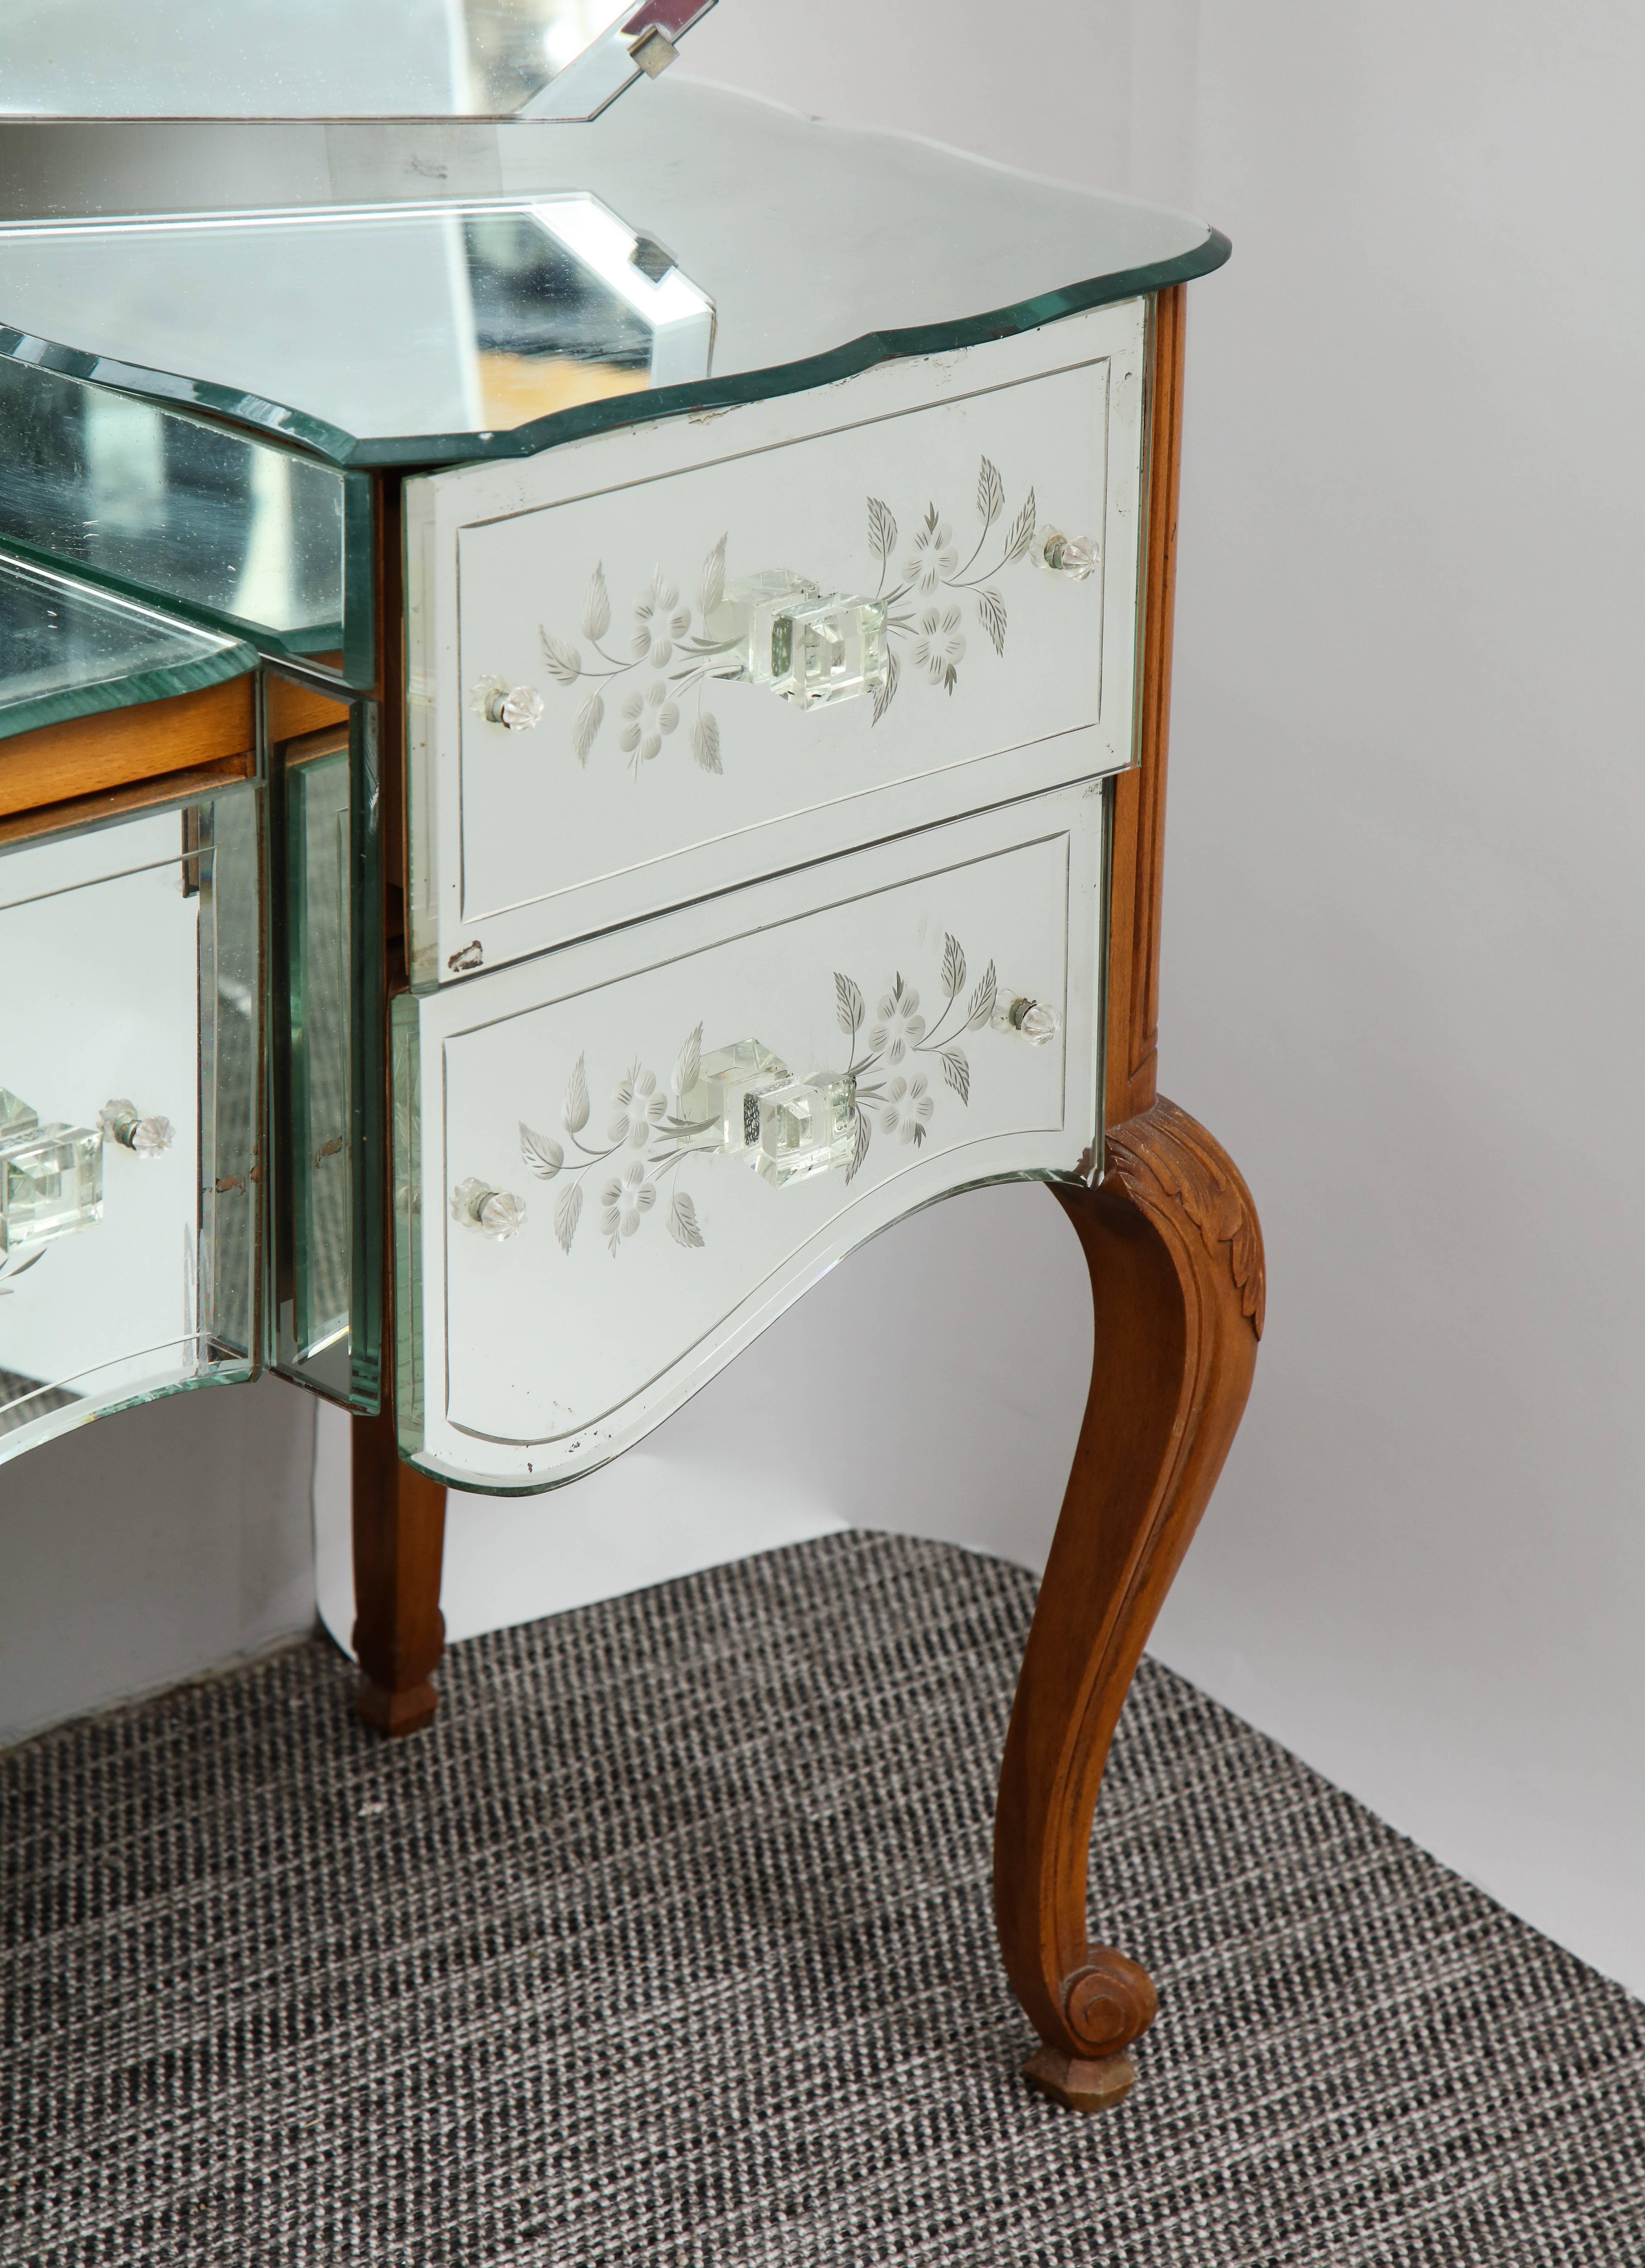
[0,234,1230,471]
[390,993,424,1462]
[0,634,254,743]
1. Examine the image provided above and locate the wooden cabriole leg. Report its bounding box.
[350,1406,449,1737]
[993,1097,1264,2111]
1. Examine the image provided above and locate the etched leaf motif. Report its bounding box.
[976,456,1005,528]
[976,586,1007,657]
[519,1121,564,1178]
[540,628,582,685]
[867,496,898,566]
[699,533,726,621]
[692,713,722,774]
[835,972,865,1036]
[845,1105,871,1185]
[553,1180,583,1255]
[940,1046,971,1105]
[940,933,966,1000]
[562,1054,590,1136]
[967,959,997,1030]
[572,693,604,765]
[1003,488,1038,567]
[580,563,611,641]
[871,642,900,726]
[674,1021,703,1100]
[667,1189,705,1249]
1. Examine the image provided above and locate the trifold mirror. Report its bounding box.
[0,788,262,1460]
[0,0,717,122]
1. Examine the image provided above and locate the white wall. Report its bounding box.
[0,1375,316,1748]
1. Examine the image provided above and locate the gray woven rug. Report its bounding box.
[4,1531,1642,2267]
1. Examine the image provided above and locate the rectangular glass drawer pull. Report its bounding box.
[701,573,888,713]
[0,1093,103,1255]
[676,1038,856,1187]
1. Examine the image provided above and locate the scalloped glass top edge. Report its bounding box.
[0,232,1228,473]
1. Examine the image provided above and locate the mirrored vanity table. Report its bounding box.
[0,16,1262,2116]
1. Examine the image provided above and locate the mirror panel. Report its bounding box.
[0,0,716,122]
[266,676,382,1411]
[0,784,262,1462]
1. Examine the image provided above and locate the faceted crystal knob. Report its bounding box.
[101,1098,174,1155]
[751,1070,856,1187]
[1035,528,1099,582]
[703,572,889,711]
[474,676,546,731]
[0,1116,103,1254]
[451,1176,528,1240]
[991,992,1062,1045]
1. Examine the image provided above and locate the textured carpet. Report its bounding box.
[3,1531,1643,2267]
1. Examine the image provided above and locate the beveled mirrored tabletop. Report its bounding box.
[0,79,1228,466]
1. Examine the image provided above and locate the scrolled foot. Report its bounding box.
[1023,2046,1137,2115]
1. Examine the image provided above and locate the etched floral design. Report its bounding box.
[880,1074,934,1145]
[507,929,1017,1258]
[903,510,958,593]
[836,931,997,1183]
[866,455,1038,721]
[539,539,738,779]
[911,607,966,692]
[517,1031,717,1258]
[529,446,1063,767]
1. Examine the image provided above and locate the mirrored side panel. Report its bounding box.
[266,676,382,1411]
[0,358,373,681]
[0,782,262,1462]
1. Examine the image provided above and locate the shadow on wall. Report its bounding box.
[0,1373,317,1750]
[315,1178,1095,1650]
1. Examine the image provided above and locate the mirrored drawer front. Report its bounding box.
[0,786,261,1463]
[393,779,1105,1490]
[405,303,1144,984]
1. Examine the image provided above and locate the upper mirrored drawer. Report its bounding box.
[405,301,1146,983]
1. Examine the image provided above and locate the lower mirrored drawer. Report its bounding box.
[0,785,261,1462]
[392,778,1107,1490]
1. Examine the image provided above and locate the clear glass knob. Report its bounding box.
[0,1118,103,1254]
[991,992,1062,1045]
[675,1038,792,1154]
[751,1071,856,1187]
[473,676,546,731]
[451,1176,528,1240]
[704,572,889,711]
[0,1088,39,1141]
[100,1098,175,1155]
[1035,528,1099,581]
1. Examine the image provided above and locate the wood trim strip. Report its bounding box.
[0,749,257,849]
[0,675,255,818]
[1105,285,1187,1130]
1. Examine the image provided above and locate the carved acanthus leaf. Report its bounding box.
[1107,1096,1265,1337]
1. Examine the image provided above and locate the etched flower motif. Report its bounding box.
[903,512,957,594]
[912,606,966,692]
[632,575,692,668]
[880,1074,934,1146]
[619,680,681,763]
[868,980,925,1064]
[600,1160,656,1248]
[607,1067,667,1149]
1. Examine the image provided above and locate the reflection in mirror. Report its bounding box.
[0,359,350,654]
[0,197,714,456]
[0,785,261,1461]
[0,0,716,122]
[267,682,382,1410]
